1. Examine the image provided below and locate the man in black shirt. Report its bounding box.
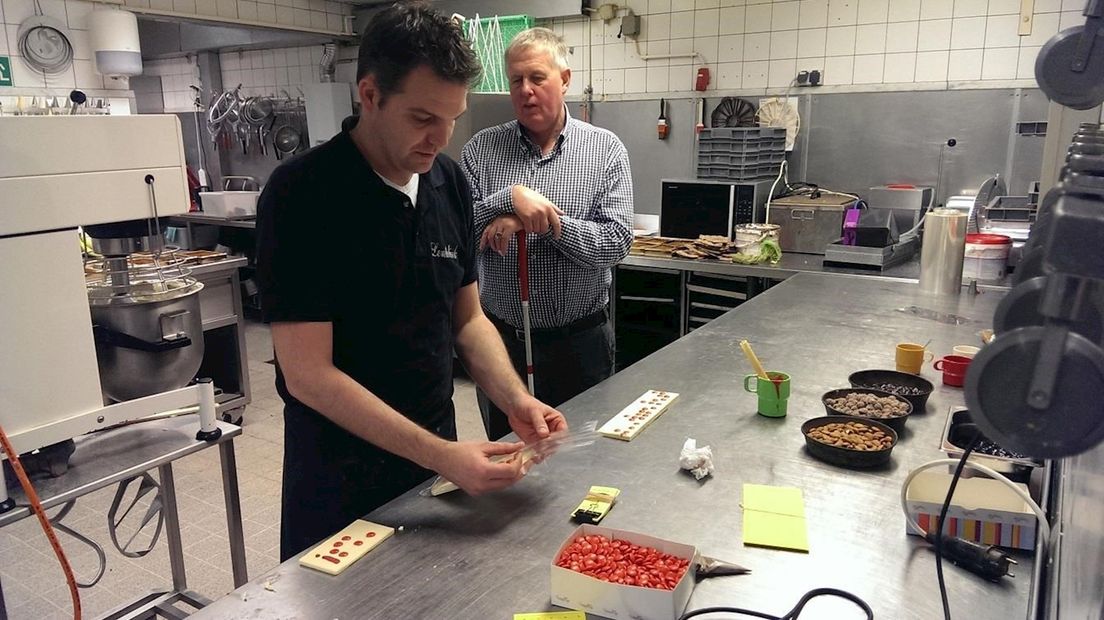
[256,2,567,561]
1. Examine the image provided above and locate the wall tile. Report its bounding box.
[920,0,953,20]
[799,0,829,28]
[1021,12,1059,46]
[827,0,858,26]
[1016,45,1040,79]
[625,67,647,92]
[693,35,719,63]
[745,3,771,32]
[854,22,886,54]
[768,58,796,86]
[914,50,949,81]
[647,13,672,39]
[718,34,744,61]
[984,14,1020,47]
[947,48,982,80]
[987,0,1019,14]
[770,30,798,58]
[695,7,720,36]
[797,27,826,57]
[716,61,742,88]
[856,0,888,24]
[883,51,916,82]
[772,1,800,29]
[886,20,918,53]
[888,0,921,21]
[950,16,986,49]
[823,54,854,83]
[850,52,882,82]
[917,18,952,50]
[742,59,769,87]
[650,0,672,13]
[671,10,695,37]
[646,64,669,91]
[718,6,744,34]
[953,0,987,17]
[981,46,1018,79]
[825,25,856,55]
[744,31,770,60]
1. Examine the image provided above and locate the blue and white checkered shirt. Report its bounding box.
[461,110,634,329]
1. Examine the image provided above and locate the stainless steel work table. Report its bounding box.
[0,417,248,618]
[194,273,1036,620]
[622,252,926,282]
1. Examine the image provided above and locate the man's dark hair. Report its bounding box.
[356,2,481,103]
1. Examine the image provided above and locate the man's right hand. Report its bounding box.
[431,440,527,495]
[511,185,565,238]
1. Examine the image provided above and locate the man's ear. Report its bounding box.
[561,68,571,93]
[359,74,381,112]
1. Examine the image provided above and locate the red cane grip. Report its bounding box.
[516,231,529,302]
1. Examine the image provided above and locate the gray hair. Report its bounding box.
[505,27,570,71]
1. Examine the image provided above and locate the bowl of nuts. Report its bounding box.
[821,388,912,433]
[848,369,934,412]
[801,416,898,468]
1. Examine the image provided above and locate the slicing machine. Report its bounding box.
[0,115,222,512]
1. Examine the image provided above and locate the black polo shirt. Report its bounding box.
[256,129,477,437]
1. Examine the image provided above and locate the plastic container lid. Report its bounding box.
[966,233,1012,246]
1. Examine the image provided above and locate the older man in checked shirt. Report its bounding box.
[461,27,634,440]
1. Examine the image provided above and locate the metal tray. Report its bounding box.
[940,407,1042,480]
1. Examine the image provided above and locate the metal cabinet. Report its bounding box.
[191,259,251,424]
[612,265,684,372]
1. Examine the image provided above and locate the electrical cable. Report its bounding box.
[0,422,81,620]
[934,432,980,620]
[765,159,788,224]
[678,587,874,620]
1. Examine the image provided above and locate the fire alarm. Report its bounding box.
[695,67,710,91]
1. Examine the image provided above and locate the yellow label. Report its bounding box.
[514,613,586,620]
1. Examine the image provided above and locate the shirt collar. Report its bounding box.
[339,130,447,191]
[515,104,573,154]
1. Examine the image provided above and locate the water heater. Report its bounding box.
[90,9,142,77]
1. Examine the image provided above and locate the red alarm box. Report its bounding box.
[695,67,710,91]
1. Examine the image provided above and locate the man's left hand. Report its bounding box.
[480,215,525,255]
[507,396,568,445]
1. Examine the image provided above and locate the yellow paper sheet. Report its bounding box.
[514,612,586,620]
[741,483,810,552]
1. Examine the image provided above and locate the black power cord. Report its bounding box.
[678,587,874,620]
[932,429,981,620]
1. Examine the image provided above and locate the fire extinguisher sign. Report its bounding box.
[0,56,12,87]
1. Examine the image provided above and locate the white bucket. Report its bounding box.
[733,223,780,256]
[962,233,1011,282]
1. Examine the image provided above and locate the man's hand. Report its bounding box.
[431,440,527,495]
[511,185,564,238]
[479,215,525,255]
[507,396,568,445]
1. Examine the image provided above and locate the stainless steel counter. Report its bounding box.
[621,252,924,282]
[193,273,1032,620]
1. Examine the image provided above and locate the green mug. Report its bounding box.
[743,372,791,418]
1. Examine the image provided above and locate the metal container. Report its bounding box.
[766,194,852,254]
[88,273,205,403]
[919,208,967,295]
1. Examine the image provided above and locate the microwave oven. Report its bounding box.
[659,178,775,240]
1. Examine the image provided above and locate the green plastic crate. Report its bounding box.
[464,14,535,93]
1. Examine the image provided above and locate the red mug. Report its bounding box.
[934,355,972,386]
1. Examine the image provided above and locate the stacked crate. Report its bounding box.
[696,127,787,181]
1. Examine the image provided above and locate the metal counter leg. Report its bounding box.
[219,440,248,587]
[157,463,188,592]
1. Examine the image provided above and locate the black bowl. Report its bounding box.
[848,369,934,412]
[821,388,912,434]
[801,416,898,468]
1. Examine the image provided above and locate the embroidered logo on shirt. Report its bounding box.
[430,242,459,260]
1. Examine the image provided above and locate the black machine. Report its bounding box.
[659,179,773,240]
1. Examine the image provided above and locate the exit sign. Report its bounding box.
[0,56,12,87]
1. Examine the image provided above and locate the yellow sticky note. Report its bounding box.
[741,484,809,553]
[514,613,586,620]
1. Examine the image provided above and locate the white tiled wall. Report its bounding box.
[218,44,356,99]
[0,0,133,93]
[122,0,351,33]
[145,56,201,112]
[542,0,1087,97]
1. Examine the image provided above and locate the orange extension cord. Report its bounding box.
[0,423,81,620]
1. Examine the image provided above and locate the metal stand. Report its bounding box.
[0,417,246,617]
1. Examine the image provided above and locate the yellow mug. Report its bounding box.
[896,343,934,374]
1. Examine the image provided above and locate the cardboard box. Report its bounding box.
[550,525,696,620]
[905,471,1037,550]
